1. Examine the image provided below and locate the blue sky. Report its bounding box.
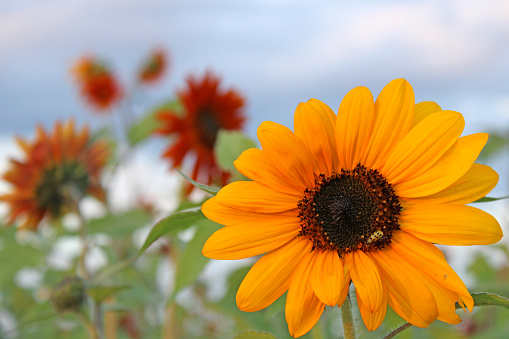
[1,0,509,137]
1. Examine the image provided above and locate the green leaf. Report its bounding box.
[479,132,508,160]
[174,167,221,195]
[468,253,497,283]
[474,195,509,203]
[215,130,257,172]
[127,99,181,146]
[137,208,205,256]
[87,285,130,303]
[172,218,221,297]
[233,331,279,339]
[463,292,509,309]
[87,209,152,236]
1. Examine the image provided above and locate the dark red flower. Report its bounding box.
[138,48,167,85]
[157,71,245,190]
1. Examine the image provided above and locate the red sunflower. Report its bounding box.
[0,120,110,231]
[157,71,245,189]
[138,48,168,85]
[72,56,122,112]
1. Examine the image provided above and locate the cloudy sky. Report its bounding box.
[2,0,509,136]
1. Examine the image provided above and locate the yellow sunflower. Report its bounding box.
[201,79,503,337]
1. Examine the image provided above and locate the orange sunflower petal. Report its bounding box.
[236,237,312,312]
[335,86,375,170]
[202,221,300,260]
[215,181,299,213]
[362,79,415,169]
[310,250,344,306]
[286,250,325,338]
[356,279,388,331]
[400,204,503,245]
[294,99,338,176]
[395,133,488,198]
[349,250,383,313]
[382,111,464,185]
[411,101,442,127]
[338,260,351,308]
[404,163,498,205]
[201,197,298,226]
[234,148,304,195]
[371,247,438,327]
[391,231,473,311]
[257,121,318,189]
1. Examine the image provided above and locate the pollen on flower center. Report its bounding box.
[197,110,221,148]
[298,164,402,254]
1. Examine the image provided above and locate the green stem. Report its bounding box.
[383,322,412,339]
[76,312,100,339]
[341,294,356,339]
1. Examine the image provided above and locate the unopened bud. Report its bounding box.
[50,276,86,312]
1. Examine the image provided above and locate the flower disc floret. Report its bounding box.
[299,165,401,254]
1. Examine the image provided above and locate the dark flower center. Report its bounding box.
[197,110,221,148]
[298,164,401,254]
[35,162,90,216]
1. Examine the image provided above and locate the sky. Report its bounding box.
[1,0,509,274]
[1,0,509,136]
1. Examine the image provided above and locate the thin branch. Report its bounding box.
[383,322,413,339]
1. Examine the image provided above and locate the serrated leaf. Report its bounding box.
[462,292,509,309]
[233,331,279,339]
[172,218,221,297]
[87,209,152,236]
[215,130,257,172]
[137,208,204,256]
[87,285,130,303]
[127,99,181,146]
[174,168,221,195]
[474,195,509,203]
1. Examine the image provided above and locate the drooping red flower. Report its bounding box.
[72,56,122,112]
[138,48,168,85]
[157,71,245,189]
[0,120,110,231]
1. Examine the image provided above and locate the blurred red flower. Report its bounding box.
[157,71,245,191]
[72,56,122,112]
[138,48,168,85]
[0,120,110,231]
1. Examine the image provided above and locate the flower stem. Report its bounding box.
[383,322,412,339]
[76,312,100,339]
[341,294,356,339]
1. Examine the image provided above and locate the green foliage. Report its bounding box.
[127,99,182,146]
[87,284,130,303]
[468,293,509,309]
[88,209,152,236]
[138,207,205,256]
[215,130,257,172]
[174,167,221,195]
[234,331,279,339]
[479,131,509,160]
[172,218,221,297]
[474,195,509,203]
